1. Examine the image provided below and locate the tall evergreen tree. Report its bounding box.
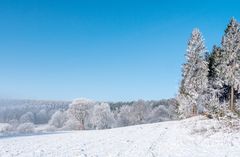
[208,46,227,100]
[217,18,240,113]
[178,29,209,118]
[206,46,227,117]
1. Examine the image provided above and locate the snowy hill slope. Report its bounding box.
[0,116,240,157]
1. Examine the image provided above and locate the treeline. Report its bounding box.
[0,98,177,134]
[0,99,70,124]
[178,18,240,119]
[61,98,177,130]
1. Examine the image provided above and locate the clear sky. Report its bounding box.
[0,0,239,101]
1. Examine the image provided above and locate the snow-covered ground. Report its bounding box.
[0,116,240,157]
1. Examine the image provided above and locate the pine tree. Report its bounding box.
[217,18,240,113]
[178,28,209,118]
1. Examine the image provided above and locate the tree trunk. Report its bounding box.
[230,86,234,112]
[81,119,85,130]
[192,104,197,116]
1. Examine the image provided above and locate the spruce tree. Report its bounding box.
[217,18,240,113]
[207,46,227,116]
[178,29,209,118]
[208,46,227,100]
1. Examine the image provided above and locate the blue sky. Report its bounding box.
[0,0,239,101]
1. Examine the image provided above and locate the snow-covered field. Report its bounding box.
[0,116,240,157]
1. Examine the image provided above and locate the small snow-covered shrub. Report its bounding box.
[218,118,240,132]
[17,123,35,133]
[63,119,82,130]
[0,123,14,134]
[45,125,57,132]
[182,116,221,135]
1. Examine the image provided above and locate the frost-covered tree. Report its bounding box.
[91,103,115,129]
[35,109,48,124]
[68,98,95,129]
[48,110,68,128]
[217,18,240,113]
[147,105,171,123]
[205,46,224,115]
[117,105,134,126]
[130,100,151,124]
[19,112,34,124]
[178,28,208,118]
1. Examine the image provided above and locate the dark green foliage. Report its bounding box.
[208,45,222,85]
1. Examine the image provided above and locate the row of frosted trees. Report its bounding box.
[48,98,177,130]
[178,18,240,119]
